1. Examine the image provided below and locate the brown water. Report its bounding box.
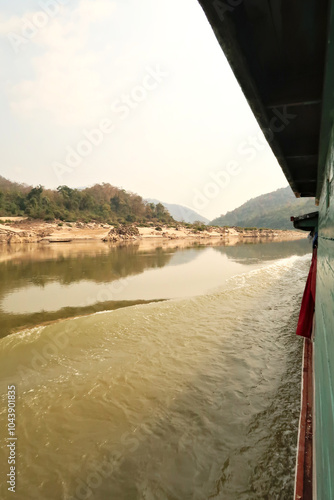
[0,239,310,499]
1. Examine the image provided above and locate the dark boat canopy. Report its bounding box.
[197,0,333,202]
[291,211,319,232]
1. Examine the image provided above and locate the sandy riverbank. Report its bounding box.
[0,218,306,245]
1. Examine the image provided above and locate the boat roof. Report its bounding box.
[291,211,319,231]
[197,0,333,202]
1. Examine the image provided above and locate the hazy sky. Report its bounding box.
[0,0,289,219]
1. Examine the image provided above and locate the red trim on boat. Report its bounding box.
[295,338,313,500]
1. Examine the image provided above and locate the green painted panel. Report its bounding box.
[317,0,334,201]
[315,121,334,499]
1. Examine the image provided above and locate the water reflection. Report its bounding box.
[0,238,310,337]
[215,238,310,263]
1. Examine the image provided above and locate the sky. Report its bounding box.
[0,0,289,220]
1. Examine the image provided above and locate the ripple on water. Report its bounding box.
[0,254,309,500]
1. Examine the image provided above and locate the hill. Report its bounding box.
[210,187,317,230]
[146,199,209,224]
[0,175,31,192]
[0,177,174,224]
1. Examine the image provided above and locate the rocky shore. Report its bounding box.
[0,218,306,245]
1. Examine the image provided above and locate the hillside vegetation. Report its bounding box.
[146,198,209,224]
[210,187,317,230]
[0,176,174,224]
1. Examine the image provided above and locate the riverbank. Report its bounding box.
[0,218,306,245]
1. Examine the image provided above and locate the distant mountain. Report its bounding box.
[146,199,209,224]
[210,187,317,230]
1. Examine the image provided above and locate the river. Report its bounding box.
[0,238,310,499]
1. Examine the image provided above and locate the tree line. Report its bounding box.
[0,177,174,225]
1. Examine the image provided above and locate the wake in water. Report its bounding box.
[0,254,310,500]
